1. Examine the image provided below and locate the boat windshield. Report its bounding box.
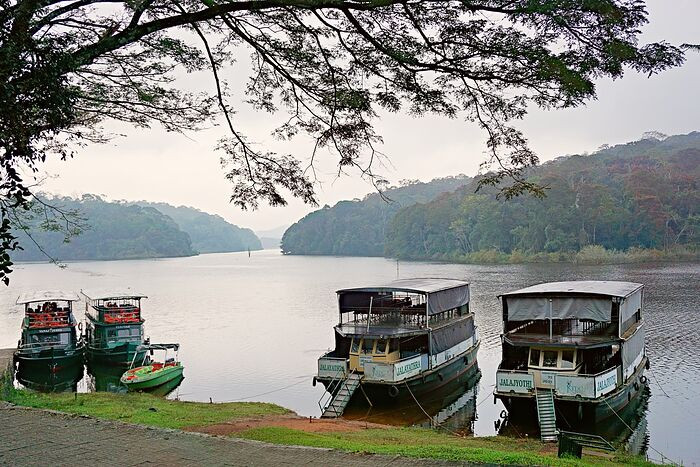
[30,332,70,346]
[106,326,142,342]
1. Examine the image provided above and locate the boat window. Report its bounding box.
[529,349,541,367]
[561,350,575,369]
[376,339,387,354]
[543,350,558,368]
[350,338,359,353]
[362,339,375,353]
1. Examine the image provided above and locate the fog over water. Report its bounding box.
[1,252,698,463]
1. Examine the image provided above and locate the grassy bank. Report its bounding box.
[398,245,700,265]
[3,388,289,429]
[1,385,653,467]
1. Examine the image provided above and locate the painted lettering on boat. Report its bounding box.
[319,363,345,372]
[499,377,532,389]
[395,360,421,376]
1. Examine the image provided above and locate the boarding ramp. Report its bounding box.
[320,371,362,418]
[535,388,558,442]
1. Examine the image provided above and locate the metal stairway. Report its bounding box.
[320,372,362,418]
[535,388,558,442]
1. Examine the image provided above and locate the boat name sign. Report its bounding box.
[394,356,422,380]
[497,371,533,394]
[594,368,618,397]
[318,358,347,378]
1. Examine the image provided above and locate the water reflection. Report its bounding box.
[14,359,83,393]
[343,369,481,434]
[496,386,650,456]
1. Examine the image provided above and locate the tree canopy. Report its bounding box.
[0,0,691,282]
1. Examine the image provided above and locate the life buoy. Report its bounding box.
[640,375,648,385]
[388,385,400,398]
[633,381,640,391]
[499,409,508,419]
[78,322,83,332]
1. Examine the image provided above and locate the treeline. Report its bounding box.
[281,176,470,256]
[13,196,262,262]
[386,133,700,262]
[137,202,262,254]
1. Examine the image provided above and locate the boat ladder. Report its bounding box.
[535,388,558,442]
[320,371,362,418]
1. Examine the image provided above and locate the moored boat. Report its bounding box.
[13,291,85,391]
[120,344,183,393]
[493,281,648,439]
[82,290,148,369]
[315,278,479,417]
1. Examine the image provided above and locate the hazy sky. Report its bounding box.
[39,1,700,233]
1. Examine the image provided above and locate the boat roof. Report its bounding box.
[81,289,148,300]
[16,290,80,304]
[500,281,643,299]
[337,278,469,295]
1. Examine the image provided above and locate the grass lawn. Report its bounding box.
[236,426,652,466]
[4,389,290,429]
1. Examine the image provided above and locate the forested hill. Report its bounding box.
[386,132,700,261]
[281,176,470,256]
[137,202,262,254]
[13,195,196,261]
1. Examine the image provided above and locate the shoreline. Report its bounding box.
[0,379,652,466]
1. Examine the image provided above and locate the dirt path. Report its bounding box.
[187,413,391,436]
[0,403,468,466]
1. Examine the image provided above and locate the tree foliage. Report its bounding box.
[13,195,197,261]
[282,176,469,255]
[385,132,700,260]
[0,0,691,282]
[137,202,262,253]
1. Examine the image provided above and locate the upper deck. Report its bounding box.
[500,281,644,342]
[335,278,470,337]
[82,290,147,325]
[17,291,79,330]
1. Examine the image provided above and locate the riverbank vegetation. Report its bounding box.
[2,388,289,430]
[12,195,262,262]
[1,383,652,466]
[282,133,700,264]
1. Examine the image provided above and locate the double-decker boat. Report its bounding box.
[315,278,479,417]
[13,291,85,391]
[494,281,648,439]
[82,290,148,369]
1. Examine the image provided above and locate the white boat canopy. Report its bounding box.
[500,280,643,324]
[81,289,148,301]
[337,277,469,316]
[16,290,80,304]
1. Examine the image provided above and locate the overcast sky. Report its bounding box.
[39,0,700,233]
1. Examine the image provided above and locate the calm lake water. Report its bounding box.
[1,252,698,464]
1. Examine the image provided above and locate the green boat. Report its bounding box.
[14,291,85,392]
[82,290,148,370]
[120,344,184,393]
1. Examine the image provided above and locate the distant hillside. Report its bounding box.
[385,132,700,261]
[281,176,471,256]
[138,202,262,254]
[13,195,196,261]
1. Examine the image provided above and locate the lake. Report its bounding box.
[1,251,698,463]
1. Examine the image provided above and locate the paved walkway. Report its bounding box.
[0,404,466,466]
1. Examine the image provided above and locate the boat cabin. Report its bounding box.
[495,281,645,400]
[82,290,147,348]
[16,291,81,349]
[318,278,478,384]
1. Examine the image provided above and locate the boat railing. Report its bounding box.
[94,306,141,324]
[506,318,616,338]
[363,353,425,383]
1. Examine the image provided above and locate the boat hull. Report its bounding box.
[319,344,480,406]
[86,342,146,369]
[496,359,648,425]
[121,365,184,392]
[14,347,84,392]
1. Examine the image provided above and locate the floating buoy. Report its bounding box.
[312,377,317,387]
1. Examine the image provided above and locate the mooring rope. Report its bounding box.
[602,397,680,466]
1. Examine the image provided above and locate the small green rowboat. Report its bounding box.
[120,344,184,392]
